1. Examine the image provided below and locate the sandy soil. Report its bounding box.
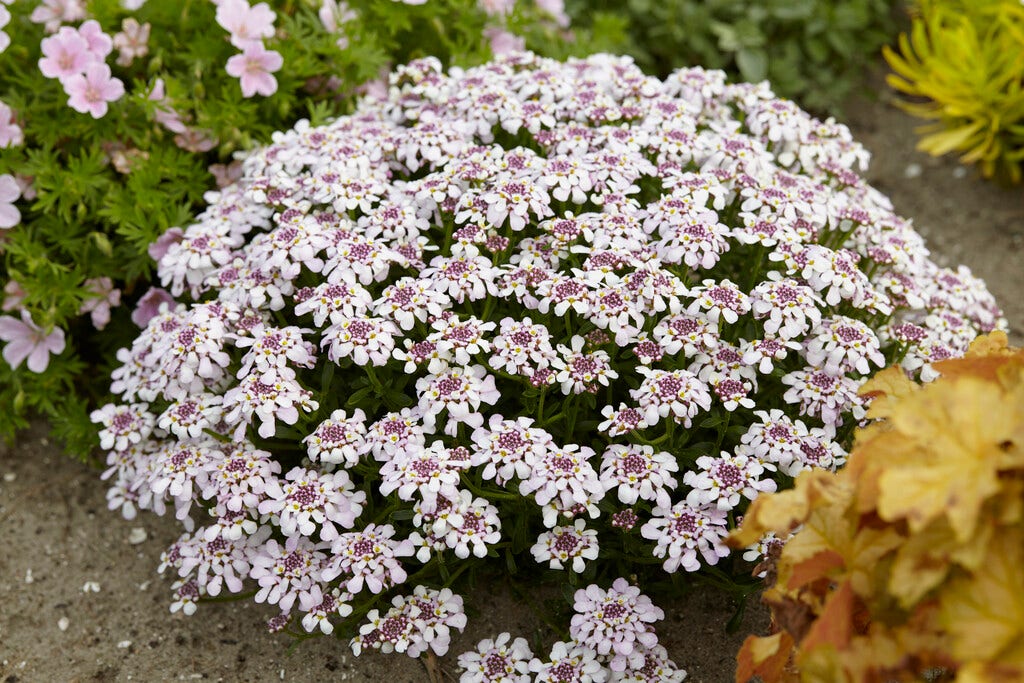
[1,82,1021,683]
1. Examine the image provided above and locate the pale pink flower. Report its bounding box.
[79,277,121,330]
[570,578,663,672]
[216,0,276,48]
[157,393,224,441]
[64,63,125,118]
[321,523,414,594]
[683,451,778,512]
[536,0,569,26]
[147,227,185,262]
[640,500,730,573]
[148,78,187,133]
[484,27,525,56]
[479,0,515,15]
[0,5,9,54]
[90,402,154,452]
[225,43,283,98]
[378,440,469,504]
[2,280,25,312]
[112,17,150,66]
[531,519,600,573]
[599,444,678,509]
[352,586,466,658]
[0,100,22,148]
[30,0,86,33]
[0,310,66,372]
[415,364,500,436]
[304,408,370,467]
[258,466,365,541]
[131,287,176,327]
[457,632,533,683]
[529,641,607,683]
[174,127,219,153]
[14,175,35,201]
[77,19,113,59]
[0,173,20,229]
[319,0,357,37]
[249,536,330,613]
[209,161,243,188]
[38,26,92,81]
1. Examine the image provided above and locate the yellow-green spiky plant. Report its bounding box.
[884,0,1024,183]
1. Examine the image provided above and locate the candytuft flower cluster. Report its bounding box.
[95,51,1003,674]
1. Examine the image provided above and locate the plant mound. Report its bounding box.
[93,51,1003,677]
[732,331,1024,682]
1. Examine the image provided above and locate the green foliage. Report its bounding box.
[884,0,1024,183]
[563,0,902,113]
[0,0,569,458]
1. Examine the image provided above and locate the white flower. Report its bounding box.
[531,519,600,573]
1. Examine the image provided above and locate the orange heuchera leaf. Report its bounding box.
[956,660,1024,683]
[799,580,856,653]
[735,632,796,683]
[785,550,845,592]
[939,531,1024,665]
[932,331,1018,383]
[729,469,840,548]
[878,376,1015,541]
[858,365,918,422]
[887,516,991,609]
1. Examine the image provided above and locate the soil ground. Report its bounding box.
[1,77,1021,683]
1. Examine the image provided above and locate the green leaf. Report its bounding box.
[736,48,769,82]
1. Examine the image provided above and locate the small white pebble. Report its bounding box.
[82,581,101,593]
[117,640,132,649]
[138,580,151,591]
[127,527,148,545]
[903,163,923,179]
[280,669,285,680]
[3,472,15,482]
[952,166,968,178]
[58,617,70,632]
[24,569,33,584]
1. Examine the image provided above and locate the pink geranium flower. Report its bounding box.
[29,0,86,33]
[0,100,23,148]
[484,27,525,56]
[77,19,114,59]
[147,226,185,262]
[0,4,11,54]
[131,287,176,328]
[0,311,66,373]
[38,26,92,81]
[113,18,151,66]
[2,280,26,312]
[225,43,283,98]
[80,277,122,330]
[0,173,20,229]
[215,0,276,48]
[64,63,125,118]
[148,78,187,133]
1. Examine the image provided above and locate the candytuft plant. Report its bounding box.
[731,330,1024,682]
[884,0,1024,183]
[0,0,578,457]
[92,52,1003,677]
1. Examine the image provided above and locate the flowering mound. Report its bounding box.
[94,51,1003,678]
